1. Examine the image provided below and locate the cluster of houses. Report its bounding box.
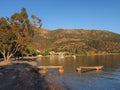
[36,50,76,59]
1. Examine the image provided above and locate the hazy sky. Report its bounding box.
[0,0,120,34]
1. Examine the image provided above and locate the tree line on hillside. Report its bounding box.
[1,8,120,61]
[30,28,120,55]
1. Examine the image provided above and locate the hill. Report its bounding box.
[29,28,120,55]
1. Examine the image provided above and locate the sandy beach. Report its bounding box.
[0,58,62,90]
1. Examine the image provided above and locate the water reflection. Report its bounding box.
[37,55,120,90]
[38,55,120,71]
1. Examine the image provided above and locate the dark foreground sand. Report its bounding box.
[0,60,62,90]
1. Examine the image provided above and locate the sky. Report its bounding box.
[0,0,120,34]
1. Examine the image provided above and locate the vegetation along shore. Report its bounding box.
[0,8,62,90]
[0,7,120,90]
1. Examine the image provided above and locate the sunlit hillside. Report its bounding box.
[30,28,120,55]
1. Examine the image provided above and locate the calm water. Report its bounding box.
[37,55,120,90]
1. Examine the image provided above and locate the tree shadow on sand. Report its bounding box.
[0,63,62,90]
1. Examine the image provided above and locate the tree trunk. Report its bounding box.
[3,55,10,61]
[2,52,13,61]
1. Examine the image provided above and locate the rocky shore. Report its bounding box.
[0,59,62,90]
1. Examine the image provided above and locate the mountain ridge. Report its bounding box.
[29,28,120,55]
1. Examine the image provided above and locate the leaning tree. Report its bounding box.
[0,8,34,61]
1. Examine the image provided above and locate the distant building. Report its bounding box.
[49,51,55,55]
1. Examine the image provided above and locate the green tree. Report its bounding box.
[26,47,40,56]
[0,8,33,61]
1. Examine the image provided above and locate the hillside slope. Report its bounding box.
[30,28,120,54]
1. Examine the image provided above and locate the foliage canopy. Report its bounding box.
[0,8,35,61]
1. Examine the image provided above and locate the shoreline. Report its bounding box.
[0,59,63,90]
[35,53,120,58]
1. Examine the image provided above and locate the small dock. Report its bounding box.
[38,66,64,74]
[76,66,103,72]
